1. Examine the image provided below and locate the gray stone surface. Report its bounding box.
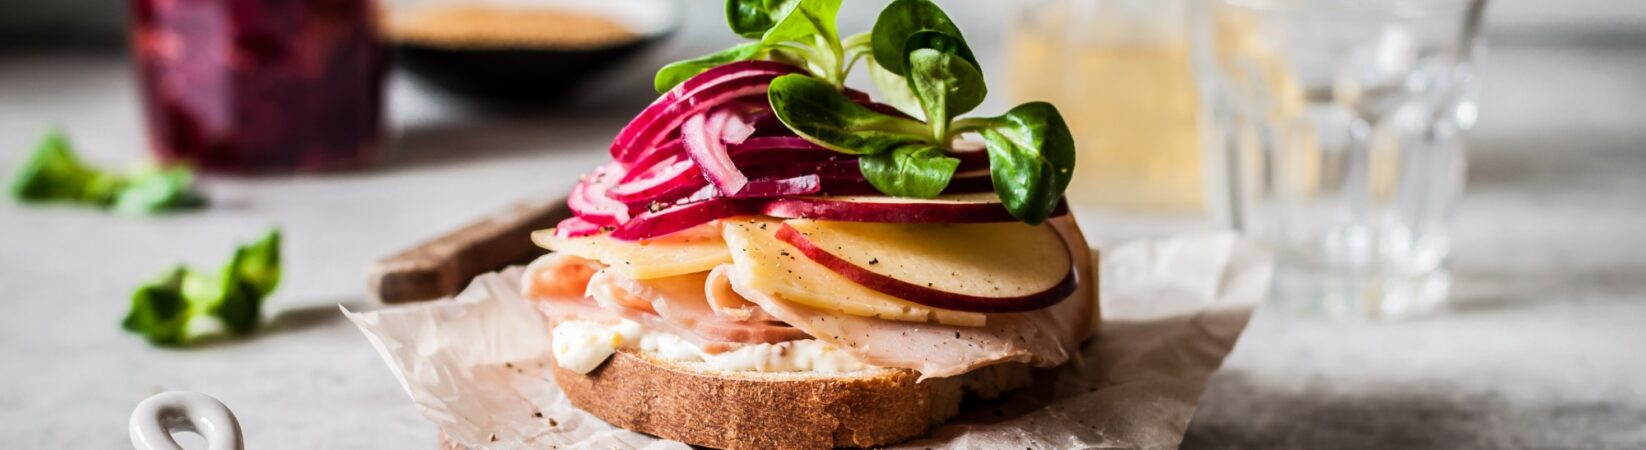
[1,3,1643,450]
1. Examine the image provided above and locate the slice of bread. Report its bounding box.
[552,349,1035,450]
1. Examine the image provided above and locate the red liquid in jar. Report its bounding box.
[130,0,387,173]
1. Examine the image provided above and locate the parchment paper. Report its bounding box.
[345,232,1271,449]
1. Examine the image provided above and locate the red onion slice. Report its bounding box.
[682,109,751,196]
[621,139,685,182]
[568,162,630,226]
[742,159,862,181]
[721,112,756,145]
[553,216,605,239]
[609,156,701,203]
[610,198,749,241]
[727,137,836,166]
[622,177,711,212]
[610,61,802,164]
[729,175,822,199]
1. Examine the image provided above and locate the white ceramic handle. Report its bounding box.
[130,391,245,450]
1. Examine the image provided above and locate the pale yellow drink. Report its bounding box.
[1008,1,1204,212]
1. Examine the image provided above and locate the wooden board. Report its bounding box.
[366,196,572,304]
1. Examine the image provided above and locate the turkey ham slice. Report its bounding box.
[587,269,808,345]
[522,252,807,352]
[725,217,1095,380]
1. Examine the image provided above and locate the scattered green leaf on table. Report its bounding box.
[113,167,205,215]
[9,129,123,204]
[122,228,283,346]
[9,128,202,214]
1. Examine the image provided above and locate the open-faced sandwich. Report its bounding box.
[519,1,1090,448]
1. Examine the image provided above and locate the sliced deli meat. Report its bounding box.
[521,253,807,349]
[725,216,1095,379]
[588,269,808,345]
[704,264,780,322]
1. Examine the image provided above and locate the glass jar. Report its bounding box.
[129,0,389,173]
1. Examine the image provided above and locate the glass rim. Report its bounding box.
[1219,0,1483,19]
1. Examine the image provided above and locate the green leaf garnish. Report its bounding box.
[970,102,1077,225]
[866,55,925,120]
[870,0,972,77]
[726,0,800,38]
[760,0,842,46]
[905,40,986,140]
[658,0,849,89]
[767,74,931,155]
[859,143,960,198]
[122,228,282,346]
[654,42,765,93]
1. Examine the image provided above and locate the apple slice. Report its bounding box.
[761,192,1069,223]
[775,220,1076,313]
[721,219,986,327]
[531,223,730,279]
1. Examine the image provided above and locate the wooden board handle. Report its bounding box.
[366,196,572,304]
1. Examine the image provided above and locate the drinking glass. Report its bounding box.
[1009,0,1205,213]
[129,0,388,173]
[1195,0,1486,318]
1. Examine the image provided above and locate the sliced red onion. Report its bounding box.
[670,183,722,205]
[610,198,749,241]
[610,61,802,164]
[945,170,995,194]
[729,174,821,199]
[742,159,861,181]
[622,177,710,212]
[682,109,751,196]
[621,139,684,181]
[553,216,605,239]
[817,179,881,196]
[951,140,989,171]
[721,112,756,145]
[745,110,785,137]
[727,137,836,166]
[568,162,630,226]
[609,155,701,203]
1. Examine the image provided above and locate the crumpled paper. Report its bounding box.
[345,232,1271,450]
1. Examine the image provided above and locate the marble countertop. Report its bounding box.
[2,4,1642,449]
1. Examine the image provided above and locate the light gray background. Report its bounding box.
[1,1,1644,449]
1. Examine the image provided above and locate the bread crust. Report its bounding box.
[551,350,1031,450]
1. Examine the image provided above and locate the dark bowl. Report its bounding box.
[391,0,679,105]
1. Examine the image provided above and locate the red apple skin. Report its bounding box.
[774,223,1078,313]
[761,196,1070,224]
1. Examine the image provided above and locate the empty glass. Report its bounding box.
[1195,0,1486,318]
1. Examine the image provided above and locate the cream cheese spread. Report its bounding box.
[550,319,876,374]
